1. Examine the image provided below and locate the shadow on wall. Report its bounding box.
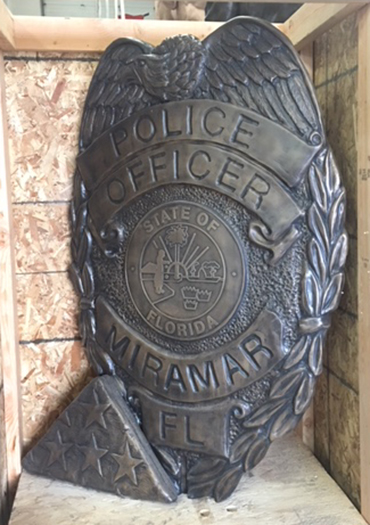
[155,2,301,22]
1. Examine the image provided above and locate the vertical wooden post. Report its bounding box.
[0,51,22,506]
[358,6,370,523]
[297,43,315,453]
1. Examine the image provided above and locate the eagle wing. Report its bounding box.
[201,17,323,144]
[79,38,156,150]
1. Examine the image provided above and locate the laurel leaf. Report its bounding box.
[188,457,227,481]
[230,431,259,463]
[329,233,348,274]
[308,237,326,283]
[309,164,328,213]
[302,268,321,316]
[82,263,95,298]
[243,436,270,471]
[243,399,287,428]
[329,190,346,240]
[308,333,323,376]
[284,337,309,370]
[270,408,298,441]
[321,273,344,314]
[294,373,315,415]
[308,204,329,255]
[325,150,340,195]
[214,465,243,502]
[270,368,305,398]
[187,479,216,499]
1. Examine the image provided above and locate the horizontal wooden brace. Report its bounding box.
[0,2,363,53]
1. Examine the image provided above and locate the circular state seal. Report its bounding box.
[126,201,245,341]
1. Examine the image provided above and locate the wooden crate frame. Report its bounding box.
[0,1,369,522]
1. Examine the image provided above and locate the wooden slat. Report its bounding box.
[11,17,230,51]
[0,52,22,499]
[284,3,366,50]
[358,5,370,523]
[0,0,15,50]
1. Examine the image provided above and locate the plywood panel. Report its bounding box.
[16,272,79,341]
[327,309,359,392]
[329,373,360,508]
[20,340,93,452]
[13,203,70,273]
[4,56,97,202]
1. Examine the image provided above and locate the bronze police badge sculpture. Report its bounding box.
[24,18,348,503]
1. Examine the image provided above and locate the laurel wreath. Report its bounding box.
[71,147,348,501]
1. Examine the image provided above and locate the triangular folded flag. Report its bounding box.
[23,376,177,503]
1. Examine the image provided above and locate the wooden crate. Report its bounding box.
[0,1,369,523]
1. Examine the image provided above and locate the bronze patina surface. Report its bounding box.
[24,17,348,502]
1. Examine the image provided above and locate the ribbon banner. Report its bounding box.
[78,100,320,260]
[95,296,286,403]
[130,387,249,457]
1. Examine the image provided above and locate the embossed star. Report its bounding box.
[80,390,111,430]
[79,433,108,477]
[112,440,144,486]
[44,430,73,471]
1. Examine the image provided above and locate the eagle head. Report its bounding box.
[128,35,205,101]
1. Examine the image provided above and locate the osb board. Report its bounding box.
[16,272,79,342]
[313,12,360,508]
[13,203,70,273]
[4,52,99,450]
[9,436,368,525]
[4,55,98,203]
[20,340,93,452]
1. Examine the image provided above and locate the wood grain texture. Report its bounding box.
[16,272,79,341]
[20,340,93,453]
[4,57,97,203]
[0,0,14,51]
[329,374,360,509]
[9,436,368,525]
[357,5,370,523]
[13,203,71,273]
[284,3,365,51]
[11,18,229,51]
[0,51,22,505]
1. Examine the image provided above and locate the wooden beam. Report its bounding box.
[11,17,232,51]
[284,3,366,50]
[0,0,15,50]
[0,52,22,499]
[358,6,370,523]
